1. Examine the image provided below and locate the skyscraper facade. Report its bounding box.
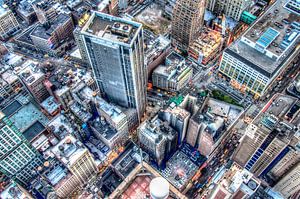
[138,117,178,166]
[78,12,147,121]
[171,0,206,50]
[0,111,43,186]
[274,163,300,198]
[207,0,252,21]
[233,94,300,179]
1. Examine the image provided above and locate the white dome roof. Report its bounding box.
[150,177,169,199]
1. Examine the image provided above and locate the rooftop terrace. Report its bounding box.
[82,11,142,45]
[109,162,187,199]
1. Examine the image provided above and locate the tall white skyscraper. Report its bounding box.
[77,12,147,121]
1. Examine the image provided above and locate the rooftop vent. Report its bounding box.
[114,23,121,28]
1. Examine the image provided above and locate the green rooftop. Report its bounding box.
[169,95,184,106]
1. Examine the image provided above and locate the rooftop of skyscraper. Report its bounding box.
[161,150,198,190]
[139,116,177,145]
[81,11,142,45]
[109,162,187,199]
[112,141,149,177]
[253,93,299,126]
[249,94,300,144]
[208,163,260,198]
[227,0,300,77]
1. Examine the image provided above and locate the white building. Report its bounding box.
[218,0,300,97]
[0,5,19,40]
[50,135,98,184]
[78,12,147,121]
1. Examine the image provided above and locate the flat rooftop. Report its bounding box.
[121,175,152,198]
[109,162,187,199]
[4,100,48,132]
[44,163,68,186]
[30,13,71,40]
[189,28,222,58]
[1,70,19,85]
[145,35,171,65]
[23,120,45,141]
[135,3,171,34]
[112,142,148,177]
[49,66,93,96]
[90,117,118,141]
[47,114,74,139]
[0,5,9,17]
[41,96,60,114]
[51,135,87,166]
[97,96,126,125]
[228,0,300,77]
[161,150,198,190]
[139,117,177,144]
[154,62,192,82]
[17,60,44,85]
[253,94,299,130]
[2,100,22,117]
[81,11,142,45]
[69,101,92,122]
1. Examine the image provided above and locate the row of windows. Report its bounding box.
[220,59,268,94]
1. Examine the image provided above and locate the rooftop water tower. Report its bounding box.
[149,177,169,199]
